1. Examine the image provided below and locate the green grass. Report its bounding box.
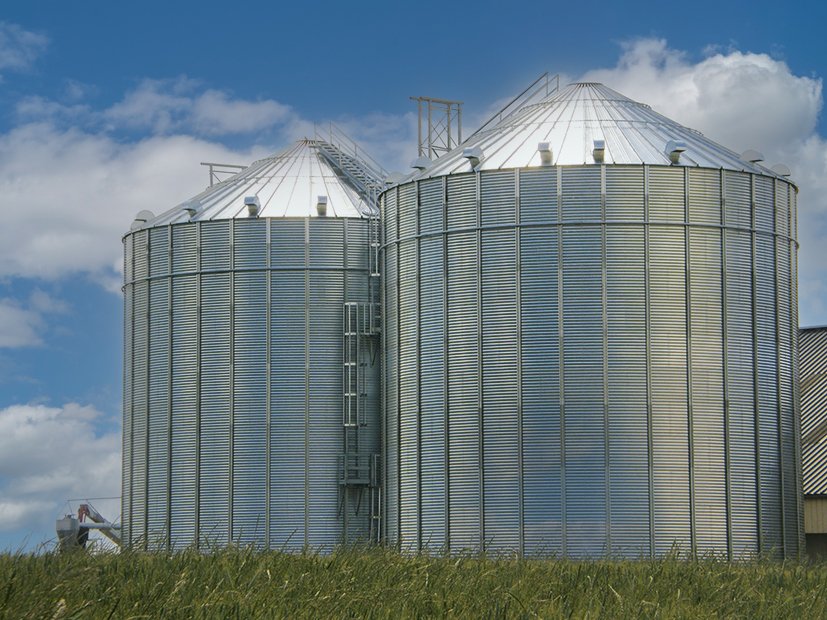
[2,546,826,618]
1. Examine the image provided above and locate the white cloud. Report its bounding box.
[0,122,269,283]
[190,89,293,135]
[100,78,296,137]
[0,299,42,347]
[0,290,67,348]
[0,21,48,74]
[581,38,827,326]
[0,402,120,540]
[582,39,822,155]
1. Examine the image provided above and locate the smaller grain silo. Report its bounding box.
[122,130,385,550]
[801,326,827,558]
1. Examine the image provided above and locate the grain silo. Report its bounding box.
[381,82,803,558]
[122,132,384,550]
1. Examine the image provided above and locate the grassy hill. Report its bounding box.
[2,546,826,618]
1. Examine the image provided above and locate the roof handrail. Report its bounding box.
[465,72,560,142]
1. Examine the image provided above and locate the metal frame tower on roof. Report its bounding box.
[410,95,464,160]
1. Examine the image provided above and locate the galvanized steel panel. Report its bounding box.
[418,178,444,235]
[383,236,399,545]
[688,227,727,552]
[481,228,519,552]
[562,225,606,556]
[170,274,197,549]
[755,234,782,554]
[269,269,306,550]
[518,168,556,225]
[605,167,644,221]
[648,167,685,222]
[480,171,515,226]
[725,230,758,554]
[561,168,600,221]
[605,226,649,556]
[232,271,267,546]
[446,175,476,230]
[519,227,562,555]
[648,225,690,554]
[447,230,480,551]
[419,236,447,550]
[307,271,343,549]
[200,221,230,271]
[199,271,231,547]
[398,230,419,548]
[688,168,721,225]
[147,278,170,547]
[131,277,148,543]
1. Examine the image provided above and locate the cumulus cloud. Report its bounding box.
[0,122,269,283]
[0,299,42,348]
[582,38,822,155]
[20,77,300,138]
[0,402,120,541]
[0,290,68,348]
[0,21,48,74]
[581,38,827,326]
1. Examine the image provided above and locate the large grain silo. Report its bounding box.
[122,133,384,550]
[381,82,802,558]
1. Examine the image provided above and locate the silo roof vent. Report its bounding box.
[316,195,328,217]
[538,142,553,166]
[181,201,200,219]
[593,139,606,163]
[665,140,687,165]
[771,163,792,177]
[130,209,156,231]
[411,156,432,171]
[741,149,765,163]
[244,195,260,217]
[463,146,483,169]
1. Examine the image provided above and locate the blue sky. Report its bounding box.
[1,0,826,550]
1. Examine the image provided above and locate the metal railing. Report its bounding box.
[466,72,560,142]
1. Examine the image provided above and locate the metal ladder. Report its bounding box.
[340,302,382,541]
[343,302,366,428]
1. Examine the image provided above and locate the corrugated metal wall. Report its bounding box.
[382,164,802,559]
[801,327,827,501]
[122,216,380,550]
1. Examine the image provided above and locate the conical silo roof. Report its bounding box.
[414,82,785,179]
[147,137,385,227]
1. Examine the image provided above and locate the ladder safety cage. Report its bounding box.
[369,214,381,279]
[342,302,381,428]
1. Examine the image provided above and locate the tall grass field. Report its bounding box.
[2,546,826,618]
